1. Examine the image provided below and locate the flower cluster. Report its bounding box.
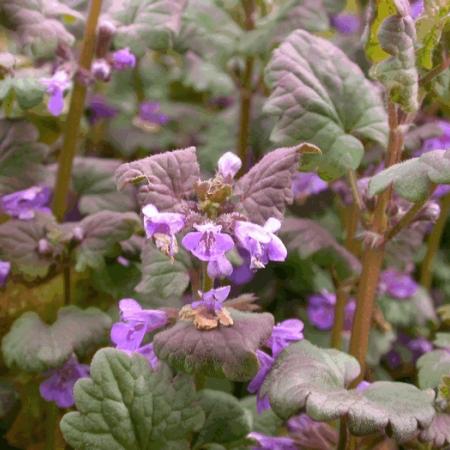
[110,298,167,368]
[248,319,304,412]
[142,152,288,281]
[379,269,418,300]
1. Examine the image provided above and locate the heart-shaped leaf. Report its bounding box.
[105,0,187,56]
[234,145,316,225]
[74,211,140,271]
[153,310,274,381]
[417,350,450,390]
[60,348,205,450]
[368,149,450,201]
[193,390,252,449]
[0,77,45,110]
[2,306,112,372]
[264,30,388,180]
[262,340,436,442]
[240,396,282,435]
[434,332,450,349]
[280,218,361,280]
[0,119,48,192]
[370,14,418,112]
[135,242,190,306]
[115,147,200,212]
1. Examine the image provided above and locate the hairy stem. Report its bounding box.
[420,193,450,289]
[52,0,103,221]
[237,0,255,173]
[349,102,403,382]
[347,170,363,211]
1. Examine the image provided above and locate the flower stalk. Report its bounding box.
[52,0,103,221]
[349,102,404,381]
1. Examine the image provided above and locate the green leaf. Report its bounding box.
[281,218,361,280]
[70,157,137,215]
[262,340,436,442]
[193,390,252,449]
[369,14,419,112]
[416,2,450,70]
[365,0,406,62]
[136,242,190,306]
[106,0,187,56]
[13,77,45,109]
[366,329,397,367]
[74,211,140,271]
[368,149,450,201]
[0,0,82,56]
[0,119,48,192]
[60,348,205,450]
[240,396,282,435]
[420,413,450,447]
[264,30,388,180]
[2,306,112,372]
[431,67,450,107]
[153,310,274,381]
[434,332,450,349]
[417,350,450,389]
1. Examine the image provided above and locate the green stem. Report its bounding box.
[349,102,403,383]
[133,63,145,104]
[420,193,450,289]
[63,260,71,305]
[337,418,348,450]
[331,284,349,349]
[202,263,214,292]
[237,0,255,174]
[52,0,103,221]
[44,402,58,450]
[347,170,363,212]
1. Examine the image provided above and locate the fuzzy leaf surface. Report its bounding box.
[280,218,361,279]
[74,211,140,271]
[193,390,252,449]
[136,242,190,305]
[370,14,418,112]
[420,413,450,447]
[368,149,450,201]
[115,147,199,211]
[153,310,274,381]
[60,348,205,450]
[105,0,187,56]
[417,350,450,389]
[2,306,111,372]
[264,30,388,180]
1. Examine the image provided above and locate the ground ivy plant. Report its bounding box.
[0,0,449,449]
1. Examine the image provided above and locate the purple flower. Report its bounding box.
[287,414,337,448]
[142,204,185,256]
[117,255,130,267]
[88,95,118,124]
[207,255,233,279]
[385,349,402,369]
[410,0,424,19]
[182,222,234,261]
[40,70,71,116]
[267,319,304,357]
[330,13,361,34]
[234,218,287,270]
[1,186,51,220]
[379,269,418,299]
[407,337,433,362]
[248,350,274,413]
[137,343,159,369]
[91,59,112,81]
[229,248,255,285]
[356,380,371,393]
[307,291,335,330]
[191,285,231,313]
[217,152,242,179]
[292,172,327,200]
[111,48,136,70]
[39,355,89,408]
[419,120,450,154]
[139,102,169,125]
[434,185,450,199]
[249,432,297,450]
[111,298,167,351]
[0,260,11,288]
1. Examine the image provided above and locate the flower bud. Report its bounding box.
[37,238,52,255]
[91,59,112,82]
[96,20,116,58]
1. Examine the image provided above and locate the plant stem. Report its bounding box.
[331,284,348,349]
[419,52,450,86]
[420,193,450,289]
[202,263,214,292]
[52,0,103,221]
[237,0,255,173]
[348,102,403,382]
[347,170,363,211]
[63,259,71,305]
[384,188,435,242]
[337,418,348,450]
[44,402,58,450]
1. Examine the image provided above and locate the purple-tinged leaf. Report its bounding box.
[0,119,48,193]
[234,145,314,225]
[1,306,111,372]
[420,413,450,447]
[280,218,361,279]
[264,30,388,180]
[115,147,200,212]
[368,149,450,202]
[74,211,140,271]
[153,310,274,381]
